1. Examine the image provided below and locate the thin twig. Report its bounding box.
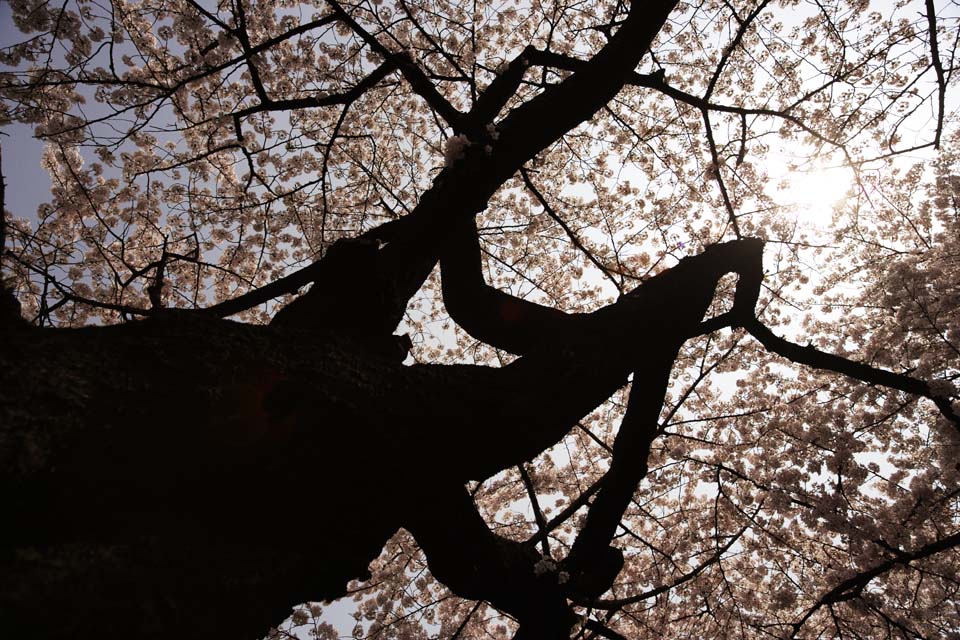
[520,168,624,293]
[518,464,551,556]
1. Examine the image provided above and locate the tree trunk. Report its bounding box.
[2,315,407,637]
[1,237,766,639]
[0,311,604,638]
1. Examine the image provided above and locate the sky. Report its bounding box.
[0,4,48,222]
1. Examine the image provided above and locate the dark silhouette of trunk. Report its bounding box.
[1,234,765,639]
[0,0,803,631]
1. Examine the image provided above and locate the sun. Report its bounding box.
[772,162,854,226]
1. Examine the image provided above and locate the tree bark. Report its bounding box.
[1,238,766,639]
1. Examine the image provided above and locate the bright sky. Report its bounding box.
[768,156,855,227]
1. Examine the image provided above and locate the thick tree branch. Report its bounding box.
[429,239,767,483]
[204,261,325,317]
[924,0,947,148]
[559,357,669,598]
[362,0,679,333]
[556,242,764,598]
[466,45,537,131]
[261,0,678,340]
[205,219,408,318]
[268,237,406,360]
[743,319,960,427]
[325,0,466,130]
[495,0,679,164]
[440,216,577,354]
[404,485,576,638]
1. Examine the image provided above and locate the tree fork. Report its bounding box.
[2,239,764,639]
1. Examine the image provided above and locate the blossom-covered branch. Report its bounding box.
[743,319,960,428]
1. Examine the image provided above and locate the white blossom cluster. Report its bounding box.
[533,556,570,584]
[443,134,471,167]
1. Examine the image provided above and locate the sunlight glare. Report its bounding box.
[774,164,853,226]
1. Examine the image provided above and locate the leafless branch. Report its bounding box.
[924,0,947,148]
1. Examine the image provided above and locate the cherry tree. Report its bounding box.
[2,0,959,637]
